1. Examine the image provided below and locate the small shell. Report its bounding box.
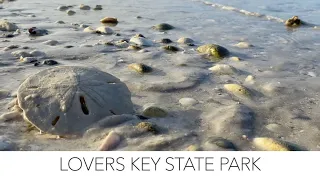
[253,137,289,151]
[128,63,152,73]
[100,17,118,24]
[98,131,121,151]
[224,84,251,98]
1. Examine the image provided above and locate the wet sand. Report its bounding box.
[0,0,320,151]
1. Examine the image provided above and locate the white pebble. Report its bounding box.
[96,26,114,35]
[179,97,198,107]
[233,42,253,48]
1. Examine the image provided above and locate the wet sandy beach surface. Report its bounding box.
[0,0,320,151]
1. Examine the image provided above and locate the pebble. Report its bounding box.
[98,131,121,151]
[67,10,76,15]
[179,97,198,107]
[185,145,201,151]
[206,137,237,150]
[233,42,253,48]
[307,72,317,77]
[160,38,172,44]
[43,60,58,66]
[83,27,96,33]
[79,24,89,28]
[177,37,194,44]
[162,45,180,52]
[136,16,142,19]
[57,6,69,11]
[209,64,237,75]
[0,137,15,151]
[138,49,149,53]
[100,17,118,24]
[96,26,114,35]
[64,45,74,48]
[136,122,159,134]
[142,104,167,118]
[128,63,152,74]
[79,4,90,10]
[43,40,58,46]
[13,29,20,35]
[253,137,289,151]
[128,45,141,50]
[197,44,229,59]
[3,45,19,51]
[0,111,21,121]
[245,75,255,84]
[129,36,153,47]
[230,56,241,61]
[224,84,251,98]
[0,20,19,31]
[28,27,48,36]
[20,57,38,64]
[153,23,174,31]
[55,20,65,24]
[29,50,46,58]
[93,5,102,10]
[11,50,31,58]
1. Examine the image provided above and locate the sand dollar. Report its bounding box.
[17,66,135,135]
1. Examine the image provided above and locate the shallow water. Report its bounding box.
[0,0,320,151]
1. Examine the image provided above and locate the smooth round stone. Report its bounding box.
[197,44,229,59]
[153,23,174,31]
[55,20,65,24]
[20,57,38,64]
[83,27,95,33]
[79,4,90,10]
[11,50,31,58]
[177,37,194,44]
[209,64,237,75]
[162,45,180,52]
[43,60,58,66]
[179,97,198,107]
[93,5,102,10]
[233,42,253,48]
[29,50,46,58]
[142,104,167,118]
[43,40,58,46]
[0,20,18,31]
[28,27,48,36]
[206,137,237,150]
[100,17,118,24]
[57,6,69,11]
[245,75,255,83]
[17,66,135,135]
[129,36,153,47]
[80,24,89,28]
[160,38,172,44]
[96,26,113,35]
[67,10,76,15]
[230,56,241,61]
[3,45,19,51]
[128,63,152,73]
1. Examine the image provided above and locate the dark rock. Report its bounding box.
[43,60,58,66]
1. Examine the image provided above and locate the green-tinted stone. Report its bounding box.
[197,44,229,60]
[153,23,174,31]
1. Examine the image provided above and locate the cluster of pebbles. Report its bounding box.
[0,1,318,151]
